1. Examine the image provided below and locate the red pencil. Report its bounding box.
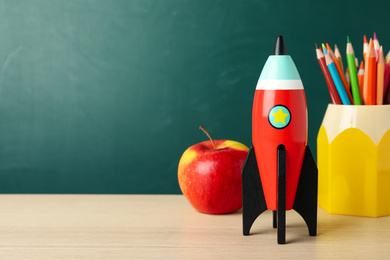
[315,43,342,104]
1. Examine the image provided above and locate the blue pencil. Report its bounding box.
[324,52,351,105]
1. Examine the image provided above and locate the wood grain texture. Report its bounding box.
[0,195,389,259]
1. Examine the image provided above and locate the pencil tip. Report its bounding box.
[320,43,327,54]
[315,43,318,49]
[364,35,368,43]
[347,36,350,43]
[374,32,377,40]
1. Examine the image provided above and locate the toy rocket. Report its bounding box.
[242,36,318,244]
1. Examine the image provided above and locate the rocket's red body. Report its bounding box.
[252,89,307,210]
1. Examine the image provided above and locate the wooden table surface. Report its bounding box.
[0,195,389,259]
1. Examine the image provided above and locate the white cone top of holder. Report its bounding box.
[321,104,390,145]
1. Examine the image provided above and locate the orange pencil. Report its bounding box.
[358,61,364,99]
[363,35,368,60]
[377,46,384,105]
[334,44,344,74]
[363,40,377,105]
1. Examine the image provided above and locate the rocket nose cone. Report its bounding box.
[274,35,287,55]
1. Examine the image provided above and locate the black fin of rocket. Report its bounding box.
[242,146,267,236]
[274,35,287,55]
[293,146,318,236]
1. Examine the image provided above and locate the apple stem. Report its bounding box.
[199,125,216,150]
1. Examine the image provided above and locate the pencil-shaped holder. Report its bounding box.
[317,104,390,217]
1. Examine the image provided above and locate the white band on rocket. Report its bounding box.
[256,79,304,90]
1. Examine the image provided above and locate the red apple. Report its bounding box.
[178,125,249,214]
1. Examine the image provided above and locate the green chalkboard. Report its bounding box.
[0,0,388,193]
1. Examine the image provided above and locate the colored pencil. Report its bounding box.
[363,35,368,60]
[325,52,351,105]
[317,33,390,106]
[327,45,349,88]
[327,43,353,104]
[385,50,390,64]
[373,32,380,60]
[346,36,362,105]
[358,61,364,100]
[315,44,342,104]
[334,44,344,74]
[385,83,390,104]
[377,46,384,105]
[383,60,390,102]
[345,67,350,88]
[363,40,377,105]
[321,43,327,54]
[355,56,359,79]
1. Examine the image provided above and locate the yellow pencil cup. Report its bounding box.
[317,104,390,217]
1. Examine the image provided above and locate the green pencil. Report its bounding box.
[346,36,362,105]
